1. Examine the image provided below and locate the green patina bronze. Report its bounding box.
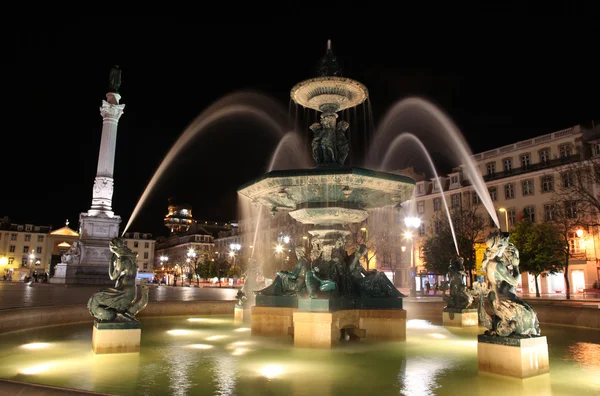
[475,232,540,337]
[87,237,149,322]
[442,257,474,311]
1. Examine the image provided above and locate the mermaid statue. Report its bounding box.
[87,237,149,322]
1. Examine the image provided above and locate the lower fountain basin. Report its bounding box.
[0,315,598,395]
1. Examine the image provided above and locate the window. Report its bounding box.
[23,246,29,253]
[143,263,148,270]
[544,204,555,221]
[489,187,497,201]
[37,235,44,242]
[144,242,149,249]
[524,206,536,222]
[25,225,32,231]
[433,198,441,211]
[565,201,577,219]
[9,245,15,252]
[417,184,423,194]
[418,223,425,236]
[451,194,460,208]
[24,234,31,242]
[594,143,600,156]
[434,221,441,234]
[539,149,550,163]
[450,175,458,185]
[507,209,516,227]
[417,201,425,214]
[22,258,28,266]
[144,252,149,259]
[503,158,512,171]
[562,172,574,188]
[486,162,496,176]
[433,180,440,191]
[520,153,530,168]
[559,144,572,158]
[522,179,534,196]
[134,241,139,248]
[36,247,42,254]
[472,192,480,204]
[8,257,13,265]
[541,176,554,192]
[504,183,514,199]
[10,233,16,241]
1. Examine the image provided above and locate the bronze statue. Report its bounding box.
[309,113,350,166]
[347,244,404,298]
[108,65,122,93]
[443,257,473,310]
[476,232,540,337]
[254,246,308,296]
[87,237,149,322]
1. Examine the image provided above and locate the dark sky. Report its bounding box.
[5,21,598,237]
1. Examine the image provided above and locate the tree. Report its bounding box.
[345,220,394,270]
[422,203,487,285]
[509,220,565,297]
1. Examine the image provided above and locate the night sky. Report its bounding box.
[6,21,598,237]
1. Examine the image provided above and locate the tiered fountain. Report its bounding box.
[238,42,415,348]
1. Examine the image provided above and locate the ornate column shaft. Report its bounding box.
[89,93,125,216]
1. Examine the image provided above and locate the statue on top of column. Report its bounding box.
[108,65,122,93]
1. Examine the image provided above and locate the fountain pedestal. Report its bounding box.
[443,308,478,327]
[477,334,549,378]
[92,320,141,354]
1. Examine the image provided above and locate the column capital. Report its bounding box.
[100,100,125,121]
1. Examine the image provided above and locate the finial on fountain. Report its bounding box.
[327,39,331,51]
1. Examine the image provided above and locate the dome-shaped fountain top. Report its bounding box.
[290,40,368,113]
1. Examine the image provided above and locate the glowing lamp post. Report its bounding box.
[498,207,509,232]
[404,216,421,298]
[229,243,241,279]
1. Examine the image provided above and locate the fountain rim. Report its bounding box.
[290,76,369,112]
[237,166,415,192]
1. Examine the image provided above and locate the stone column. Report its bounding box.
[89,93,125,216]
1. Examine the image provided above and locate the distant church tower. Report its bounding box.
[51,66,124,284]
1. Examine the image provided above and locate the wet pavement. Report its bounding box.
[0,282,238,310]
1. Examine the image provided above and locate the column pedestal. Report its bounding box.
[92,320,141,354]
[443,308,478,327]
[478,334,549,378]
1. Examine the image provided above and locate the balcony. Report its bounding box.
[483,155,580,182]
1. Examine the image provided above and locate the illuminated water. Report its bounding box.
[381,133,458,255]
[0,316,598,396]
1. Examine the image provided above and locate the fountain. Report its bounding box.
[237,41,414,348]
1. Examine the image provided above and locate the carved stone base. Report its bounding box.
[234,304,252,325]
[443,308,478,327]
[92,320,141,354]
[251,306,296,337]
[478,334,549,378]
[358,309,406,341]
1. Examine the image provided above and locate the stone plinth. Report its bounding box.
[234,304,251,325]
[251,306,296,337]
[358,309,406,340]
[92,320,141,354]
[255,295,298,308]
[298,297,355,312]
[478,334,549,378]
[293,308,407,348]
[443,308,478,327]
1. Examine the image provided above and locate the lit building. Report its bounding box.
[410,123,600,294]
[0,216,53,281]
[47,220,80,276]
[122,232,156,275]
[164,198,195,234]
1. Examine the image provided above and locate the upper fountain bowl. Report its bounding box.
[290,76,368,113]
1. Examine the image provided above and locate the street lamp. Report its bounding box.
[404,216,421,298]
[159,255,169,284]
[498,207,509,232]
[229,243,241,279]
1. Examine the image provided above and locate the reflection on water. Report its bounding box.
[0,316,598,396]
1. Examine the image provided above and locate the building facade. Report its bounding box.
[0,216,53,281]
[122,232,156,275]
[408,124,600,294]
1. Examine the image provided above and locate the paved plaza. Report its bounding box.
[0,282,238,310]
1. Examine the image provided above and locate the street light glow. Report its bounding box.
[282,236,290,244]
[275,245,284,254]
[498,207,506,212]
[404,217,421,228]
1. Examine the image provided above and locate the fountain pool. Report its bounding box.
[1,315,598,396]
